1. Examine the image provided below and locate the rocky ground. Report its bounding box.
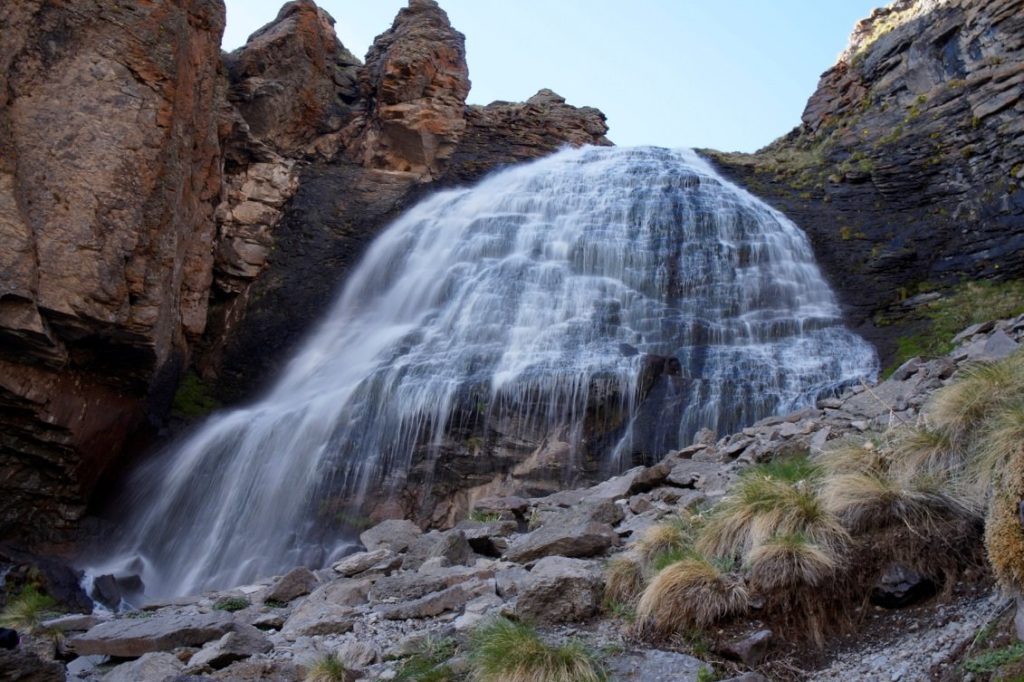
[2,314,1019,681]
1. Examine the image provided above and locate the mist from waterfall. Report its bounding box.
[90,146,877,597]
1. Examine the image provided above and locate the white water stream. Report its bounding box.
[90,146,877,597]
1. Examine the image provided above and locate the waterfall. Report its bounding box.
[91,146,877,597]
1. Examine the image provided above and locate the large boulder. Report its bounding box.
[503,507,619,563]
[70,611,235,658]
[263,566,318,604]
[102,651,184,682]
[360,519,423,553]
[514,556,602,624]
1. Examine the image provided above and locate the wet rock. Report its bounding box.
[187,624,272,671]
[0,647,63,681]
[103,651,184,682]
[263,567,318,604]
[90,573,144,610]
[514,556,602,624]
[360,519,422,553]
[870,564,936,609]
[71,612,235,658]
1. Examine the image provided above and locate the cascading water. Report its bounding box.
[91,146,877,597]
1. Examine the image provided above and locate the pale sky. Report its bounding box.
[223,1,882,153]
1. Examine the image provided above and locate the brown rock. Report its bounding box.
[347,0,471,179]
[225,0,361,154]
[0,0,225,543]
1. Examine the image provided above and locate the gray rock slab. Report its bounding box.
[71,611,235,658]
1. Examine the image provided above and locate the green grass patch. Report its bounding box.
[964,642,1024,674]
[396,636,457,682]
[172,371,220,418]
[885,279,1024,375]
[213,596,250,612]
[468,617,605,682]
[0,586,58,633]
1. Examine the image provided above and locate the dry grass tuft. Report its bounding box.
[603,554,645,607]
[821,468,977,535]
[696,457,848,560]
[928,352,1024,446]
[746,533,838,592]
[468,617,604,682]
[890,427,960,479]
[634,555,749,639]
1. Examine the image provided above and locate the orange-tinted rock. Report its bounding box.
[347,0,471,179]
[225,0,360,155]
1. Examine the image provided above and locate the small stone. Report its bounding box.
[718,629,773,667]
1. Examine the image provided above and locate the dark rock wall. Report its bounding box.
[705,0,1024,364]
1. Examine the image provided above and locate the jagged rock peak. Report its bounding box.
[838,0,954,64]
[226,0,361,153]
[352,0,471,178]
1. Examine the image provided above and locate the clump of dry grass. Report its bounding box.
[746,533,837,592]
[603,554,645,607]
[928,353,1024,447]
[634,514,702,565]
[634,555,749,639]
[821,468,977,535]
[696,457,848,560]
[889,427,960,479]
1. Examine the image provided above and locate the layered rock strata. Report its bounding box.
[705,0,1024,363]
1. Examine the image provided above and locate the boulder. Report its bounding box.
[103,651,184,682]
[514,556,602,624]
[71,612,235,658]
[332,548,400,577]
[605,648,706,681]
[427,530,474,566]
[502,516,618,563]
[263,566,318,604]
[187,623,272,671]
[374,579,493,620]
[870,564,935,608]
[209,659,306,681]
[281,579,368,638]
[337,638,381,668]
[359,519,422,553]
[717,629,773,667]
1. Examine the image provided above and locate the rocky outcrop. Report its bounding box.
[346,0,471,178]
[705,0,1024,363]
[0,0,226,543]
[225,0,361,155]
[209,3,610,403]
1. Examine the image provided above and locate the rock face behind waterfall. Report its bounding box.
[706,0,1024,362]
[0,0,609,548]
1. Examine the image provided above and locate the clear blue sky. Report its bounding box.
[223,1,882,152]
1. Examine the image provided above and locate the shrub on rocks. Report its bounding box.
[0,586,57,633]
[305,652,353,682]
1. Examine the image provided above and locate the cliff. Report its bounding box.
[705,0,1024,364]
[0,0,609,547]
[0,0,226,545]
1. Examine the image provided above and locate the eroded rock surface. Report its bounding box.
[0,0,226,543]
